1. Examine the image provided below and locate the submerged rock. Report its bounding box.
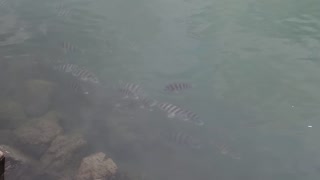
[23,79,56,117]
[0,145,37,180]
[57,176,73,180]
[0,101,26,129]
[75,152,118,180]
[41,133,87,171]
[14,111,63,157]
[0,144,64,180]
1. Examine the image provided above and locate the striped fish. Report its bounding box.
[54,3,71,17]
[137,95,158,110]
[164,82,192,92]
[118,83,143,99]
[53,63,100,84]
[53,63,77,73]
[61,42,83,54]
[71,66,99,83]
[118,87,138,99]
[70,80,89,95]
[158,103,204,126]
[56,74,89,95]
[165,131,202,149]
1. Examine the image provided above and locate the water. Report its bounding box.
[0,0,320,179]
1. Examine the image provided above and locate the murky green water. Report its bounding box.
[1,0,320,179]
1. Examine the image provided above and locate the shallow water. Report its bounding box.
[1,0,320,179]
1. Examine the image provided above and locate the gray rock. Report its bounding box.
[14,112,63,157]
[41,133,87,171]
[0,145,37,180]
[75,152,118,180]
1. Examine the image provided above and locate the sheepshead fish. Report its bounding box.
[118,82,143,99]
[164,82,192,93]
[70,80,89,95]
[137,95,158,109]
[157,102,204,126]
[53,63,100,84]
[164,130,202,149]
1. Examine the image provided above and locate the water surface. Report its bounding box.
[1,0,320,179]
